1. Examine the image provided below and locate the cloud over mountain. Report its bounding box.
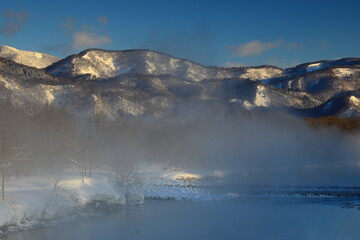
[0,10,28,37]
[229,40,283,57]
[71,31,112,49]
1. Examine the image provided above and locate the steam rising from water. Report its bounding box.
[2,100,360,187]
[107,107,360,186]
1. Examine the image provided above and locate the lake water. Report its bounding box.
[3,198,360,240]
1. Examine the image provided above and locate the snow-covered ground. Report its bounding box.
[241,67,283,81]
[0,172,130,234]
[0,165,229,235]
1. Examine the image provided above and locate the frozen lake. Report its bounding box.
[3,198,360,240]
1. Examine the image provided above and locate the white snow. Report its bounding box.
[43,88,55,104]
[229,98,241,103]
[243,100,255,110]
[0,172,127,232]
[0,45,60,68]
[77,64,101,78]
[349,96,360,106]
[117,98,145,117]
[169,58,180,69]
[172,173,201,181]
[149,78,166,90]
[145,60,156,74]
[34,53,43,59]
[83,52,117,72]
[230,99,255,110]
[0,76,16,90]
[332,68,358,78]
[306,62,326,72]
[241,68,283,81]
[49,49,284,82]
[57,174,125,205]
[0,203,13,227]
[254,85,270,107]
[287,80,294,89]
[0,75,62,106]
[133,164,232,202]
[0,165,234,233]
[81,51,124,78]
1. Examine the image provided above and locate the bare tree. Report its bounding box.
[145,125,185,171]
[33,104,75,173]
[111,156,142,195]
[113,159,139,186]
[0,109,28,201]
[67,143,94,184]
[87,111,108,176]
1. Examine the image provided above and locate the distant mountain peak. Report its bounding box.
[0,45,60,69]
[45,48,283,82]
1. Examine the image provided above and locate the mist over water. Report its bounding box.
[128,108,360,187]
[2,93,360,192]
[4,200,360,240]
[3,98,360,187]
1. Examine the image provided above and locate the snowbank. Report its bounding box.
[0,172,127,234]
[0,203,13,227]
[58,175,125,205]
[0,166,231,235]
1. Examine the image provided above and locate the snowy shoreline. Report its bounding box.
[0,172,131,236]
[3,165,358,237]
[0,165,223,236]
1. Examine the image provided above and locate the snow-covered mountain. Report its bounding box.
[45,49,283,82]
[0,45,60,68]
[1,45,360,119]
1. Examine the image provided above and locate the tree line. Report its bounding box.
[0,102,198,200]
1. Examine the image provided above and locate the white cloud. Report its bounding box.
[230,40,283,57]
[72,31,112,49]
[97,15,108,25]
[0,10,28,37]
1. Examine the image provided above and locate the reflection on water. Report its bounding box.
[3,199,360,240]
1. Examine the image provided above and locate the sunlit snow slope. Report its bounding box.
[0,45,60,69]
[46,49,283,82]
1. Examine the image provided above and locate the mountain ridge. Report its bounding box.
[1,45,360,120]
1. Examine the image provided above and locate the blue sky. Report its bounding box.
[0,0,360,67]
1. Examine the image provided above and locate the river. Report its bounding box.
[3,198,360,240]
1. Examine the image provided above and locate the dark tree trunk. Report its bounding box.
[1,167,5,201]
